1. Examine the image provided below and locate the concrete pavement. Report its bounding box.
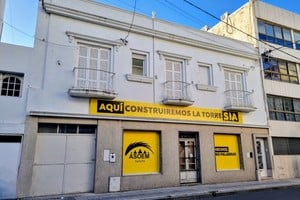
[23,178,300,200]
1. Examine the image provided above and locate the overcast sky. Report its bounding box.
[1,0,300,47]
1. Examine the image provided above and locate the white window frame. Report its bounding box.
[218,63,251,89]
[164,57,190,100]
[66,32,120,94]
[157,50,191,84]
[195,62,217,92]
[75,43,113,90]
[132,52,147,76]
[126,50,153,84]
[0,72,23,97]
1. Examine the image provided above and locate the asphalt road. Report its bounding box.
[198,187,300,200]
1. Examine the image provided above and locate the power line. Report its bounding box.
[183,0,300,61]
[0,18,78,49]
[157,0,207,27]
[156,0,256,52]
[0,3,253,54]
[122,0,137,44]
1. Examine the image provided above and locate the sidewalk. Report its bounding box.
[24,178,300,200]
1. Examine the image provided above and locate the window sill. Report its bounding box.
[162,98,194,106]
[195,84,217,92]
[126,74,153,84]
[68,88,117,99]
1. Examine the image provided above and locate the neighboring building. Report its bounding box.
[210,0,300,180]
[0,0,270,198]
[0,0,45,198]
[0,0,5,40]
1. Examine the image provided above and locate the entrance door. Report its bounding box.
[256,138,268,177]
[179,133,199,183]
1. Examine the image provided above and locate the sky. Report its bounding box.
[1,0,300,47]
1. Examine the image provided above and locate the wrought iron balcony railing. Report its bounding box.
[162,81,193,106]
[224,90,256,112]
[69,67,117,99]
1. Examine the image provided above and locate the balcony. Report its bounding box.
[68,67,117,99]
[162,81,194,106]
[224,90,256,112]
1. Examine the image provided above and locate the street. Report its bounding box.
[198,187,300,200]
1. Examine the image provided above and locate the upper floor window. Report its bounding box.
[258,21,292,48]
[224,70,244,105]
[157,50,193,105]
[0,72,23,97]
[66,32,119,99]
[263,56,298,83]
[195,63,217,92]
[219,63,255,112]
[294,31,300,50]
[267,95,300,121]
[76,44,113,91]
[132,53,147,76]
[126,50,153,84]
[198,64,212,86]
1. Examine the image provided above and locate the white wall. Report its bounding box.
[0,43,44,133]
[26,0,268,126]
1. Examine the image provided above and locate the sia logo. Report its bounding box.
[125,142,153,159]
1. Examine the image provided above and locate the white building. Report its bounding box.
[0,17,45,200]
[211,0,300,180]
[1,0,269,198]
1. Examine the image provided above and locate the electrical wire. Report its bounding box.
[3,0,297,59]
[183,0,300,61]
[0,3,253,54]
[0,18,78,49]
[156,0,256,52]
[121,0,137,44]
[157,0,207,27]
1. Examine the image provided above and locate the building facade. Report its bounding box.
[0,23,45,200]
[210,0,300,180]
[1,0,270,198]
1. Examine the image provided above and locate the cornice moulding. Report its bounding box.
[43,2,259,60]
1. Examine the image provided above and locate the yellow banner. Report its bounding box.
[123,131,160,175]
[90,99,243,124]
[214,134,240,171]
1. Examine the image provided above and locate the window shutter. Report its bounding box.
[199,65,210,85]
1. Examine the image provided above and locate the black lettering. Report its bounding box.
[136,106,143,113]
[97,100,124,114]
[222,111,239,122]
[215,146,229,152]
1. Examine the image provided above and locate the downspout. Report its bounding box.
[152,11,156,103]
[250,0,273,180]
[40,0,51,89]
[250,0,270,127]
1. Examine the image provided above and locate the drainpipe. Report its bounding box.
[152,11,156,103]
[250,0,273,180]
